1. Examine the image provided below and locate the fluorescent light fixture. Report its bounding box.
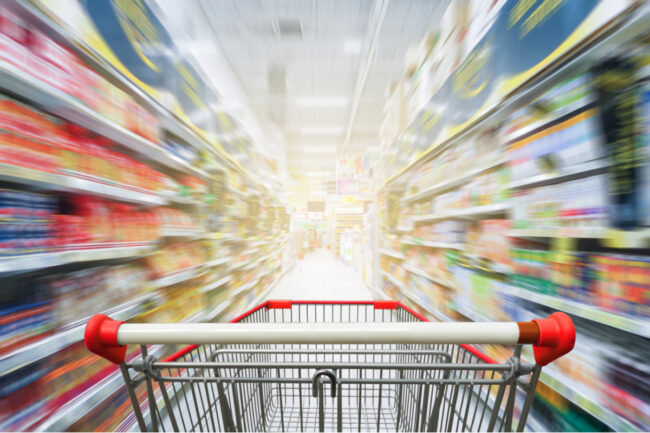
[344,38,362,55]
[295,97,348,107]
[303,146,337,154]
[300,127,343,135]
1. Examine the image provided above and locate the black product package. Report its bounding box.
[594,55,643,229]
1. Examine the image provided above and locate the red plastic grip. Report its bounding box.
[85,314,127,364]
[267,300,292,309]
[532,312,575,366]
[373,300,398,310]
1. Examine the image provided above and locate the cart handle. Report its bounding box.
[85,311,574,366]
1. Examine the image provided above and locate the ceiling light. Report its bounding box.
[303,146,337,154]
[344,38,363,55]
[295,97,348,107]
[300,127,343,135]
[305,171,333,177]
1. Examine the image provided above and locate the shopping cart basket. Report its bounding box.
[85,300,575,432]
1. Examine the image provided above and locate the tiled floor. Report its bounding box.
[270,248,373,300]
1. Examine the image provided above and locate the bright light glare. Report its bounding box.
[343,38,362,54]
[300,127,343,135]
[305,171,333,177]
[295,97,348,107]
[303,146,337,153]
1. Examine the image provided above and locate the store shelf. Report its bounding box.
[506,159,610,190]
[403,157,507,203]
[0,292,156,379]
[33,345,166,432]
[231,277,260,297]
[508,226,650,248]
[161,227,205,238]
[402,238,463,250]
[380,269,406,289]
[379,4,650,191]
[507,285,650,338]
[211,233,246,243]
[204,257,230,267]
[379,248,405,260]
[0,163,165,206]
[199,275,232,293]
[152,266,203,289]
[0,61,205,178]
[455,303,640,431]
[205,300,231,321]
[507,227,605,239]
[228,260,250,272]
[163,195,199,205]
[502,96,596,144]
[402,263,456,289]
[399,286,454,322]
[538,369,638,432]
[0,243,155,274]
[412,203,511,224]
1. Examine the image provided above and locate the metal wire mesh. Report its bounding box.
[120,302,540,432]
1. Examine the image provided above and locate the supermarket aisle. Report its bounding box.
[270,248,372,300]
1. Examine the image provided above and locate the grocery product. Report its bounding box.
[0,8,159,141]
[0,95,168,194]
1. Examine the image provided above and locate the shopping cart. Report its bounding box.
[85,300,575,432]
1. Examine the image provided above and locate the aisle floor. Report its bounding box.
[270,248,373,300]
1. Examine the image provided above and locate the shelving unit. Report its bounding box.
[0,3,295,432]
[0,292,156,378]
[379,248,405,260]
[0,62,205,177]
[506,285,650,338]
[0,163,166,206]
[411,203,510,224]
[0,243,155,274]
[375,4,650,432]
[402,263,455,289]
[403,158,507,203]
[401,238,463,250]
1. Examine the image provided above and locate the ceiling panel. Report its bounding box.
[191,0,450,182]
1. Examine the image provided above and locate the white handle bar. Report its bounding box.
[85,311,574,366]
[116,322,520,345]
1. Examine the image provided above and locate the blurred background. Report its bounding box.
[0,0,648,431]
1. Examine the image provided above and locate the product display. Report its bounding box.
[0,3,293,431]
[2,1,649,432]
[378,7,650,432]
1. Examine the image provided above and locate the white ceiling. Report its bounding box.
[153,0,450,183]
